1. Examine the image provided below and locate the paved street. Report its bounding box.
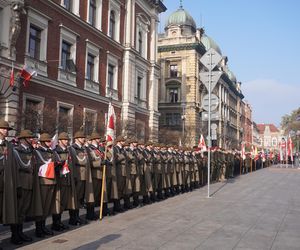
[2,165,300,250]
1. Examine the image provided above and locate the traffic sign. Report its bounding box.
[200,48,222,71]
[202,94,219,112]
[199,71,222,93]
[202,111,219,121]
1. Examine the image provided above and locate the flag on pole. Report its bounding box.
[10,63,14,87]
[106,102,116,142]
[198,134,207,151]
[261,150,266,162]
[38,160,55,179]
[288,135,294,162]
[20,65,37,87]
[241,143,246,160]
[50,134,58,150]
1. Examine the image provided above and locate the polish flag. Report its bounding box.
[20,65,37,87]
[10,65,14,87]
[198,134,207,151]
[288,135,294,162]
[60,160,70,175]
[241,143,246,160]
[51,134,58,150]
[38,160,55,179]
[105,102,116,142]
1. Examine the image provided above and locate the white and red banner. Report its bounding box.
[38,160,55,179]
[60,160,70,175]
[20,65,37,87]
[105,102,116,142]
[198,134,207,151]
[241,143,246,160]
[288,135,294,162]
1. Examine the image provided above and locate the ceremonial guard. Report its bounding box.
[152,144,164,200]
[0,120,18,244]
[11,130,42,244]
[113,136,129,212]
[52,132,75,231]
[34,133,58,237]
[69,131,94,224]
[86,131,103,219]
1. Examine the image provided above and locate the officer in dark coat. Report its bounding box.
[11,130,42,244]
[69,130,94,225]
[52,132,75,231]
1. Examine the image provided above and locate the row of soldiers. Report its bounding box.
[0,119,246,246]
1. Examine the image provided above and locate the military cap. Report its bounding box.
[18,129,34,139]
[0,119,12,130]
[145,141,153,147]
[90,131,101,140]
[137,140,144,145]
[100,137,106,143]
[106,140,114,147]
[39,133,52,142]
[58,132,70,140]
[74,130,85,139]
[115,135,125,142]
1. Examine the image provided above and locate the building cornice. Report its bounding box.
[221,73,244,99]
[158,43,206,55]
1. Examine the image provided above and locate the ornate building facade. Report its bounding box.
[0,0,166,140]
[158,5,245,149]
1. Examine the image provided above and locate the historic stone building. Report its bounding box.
[158,5,245,148]
[0,0,166,141]
[256,123,282,150]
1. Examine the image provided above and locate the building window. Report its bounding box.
[86,53,95,81]
[57,103,73,136]
[170,64,178,77]
[137,76,142,100]
[166,113,181,126]
[108,64,114,89]
[89,0,96,26]
[58,26,77,85]
[64,0,72,11]
[84,108,97,135]
[168,87,179,103]
[272,138,278,147]
[109,10,115,39]
[28,25,41,59]
[24,99,41,133]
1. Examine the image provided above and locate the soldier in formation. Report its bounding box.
[0,122,262,247]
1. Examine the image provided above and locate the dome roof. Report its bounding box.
[165,8,196,31]
[227,70,237,83]
[201,34,222,55]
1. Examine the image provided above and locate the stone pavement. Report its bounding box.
[3,165,300,250]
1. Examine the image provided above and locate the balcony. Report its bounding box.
[84,78,100,94]
[24,55,48,77]
[58,68,76,86]
[106,87,118,100]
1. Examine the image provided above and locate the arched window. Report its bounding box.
[109,10,115,39]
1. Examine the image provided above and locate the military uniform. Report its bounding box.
[69,131,94,225]
[52,132,75,231]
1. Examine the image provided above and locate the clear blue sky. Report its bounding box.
[160,0,300,127]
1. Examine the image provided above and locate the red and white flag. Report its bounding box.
[10,64,14,87]
[288,135,294,161]
[60,160,70,175]
[241,143,246,160]
[105,102,116,142]
[20,65,37,87]
[198,134,207,151]
[38,160,55,179]
[50,134,58,150]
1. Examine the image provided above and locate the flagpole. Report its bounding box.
[99,144,107,220]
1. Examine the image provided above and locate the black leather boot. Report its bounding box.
[113,199,124,213]
[76,209,88,225]
[58,214,69,230]
[35,221,45,238]
[10,224,23,245]
[69,209,78,225]
[123,197,133,210]
[41,220,54,236]
[86,204,98,221]
[133,194,140,207]
[18,224,32,242]
[52,214,63,231]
